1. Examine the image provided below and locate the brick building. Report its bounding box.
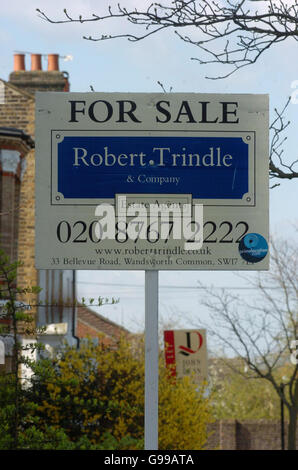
[0,53,78,368]
[0,53,130,368]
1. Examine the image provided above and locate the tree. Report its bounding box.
[0,248,42,449]
[190,237,297,449]
[37,0,298,78]
[210,357,292,421]
[37,0,298,183]
[0,247,120,450]
[27,337,213,450]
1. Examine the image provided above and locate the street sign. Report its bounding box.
[164,329,208,384]
[35,92,269,270]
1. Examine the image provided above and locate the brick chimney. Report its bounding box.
[9,53,70,94]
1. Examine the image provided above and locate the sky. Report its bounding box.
[1,1,298,343]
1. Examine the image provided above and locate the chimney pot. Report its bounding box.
[14,54,25,71]
[31,54,42,71]
[48,54,59,71]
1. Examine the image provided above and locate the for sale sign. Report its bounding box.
[35,93,269,270]
[164,329,208,384]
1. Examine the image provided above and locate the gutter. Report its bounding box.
[72,270,80,349]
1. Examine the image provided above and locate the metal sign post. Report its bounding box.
[145,270,159,450]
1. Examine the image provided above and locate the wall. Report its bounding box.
[0,82,35,281]
[1,54,68,294]
[206,419,298,450]
[0,55,76,359]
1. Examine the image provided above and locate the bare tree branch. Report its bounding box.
[269,97,298,181]
[36,1,298,182]
[36,1,298,79]
[188,237,297,447]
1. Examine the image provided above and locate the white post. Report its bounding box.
[145,270,159,450]
[0,339,5,365]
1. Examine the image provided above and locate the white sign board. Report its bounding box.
[35,92,269,270]
[164,329,208,384]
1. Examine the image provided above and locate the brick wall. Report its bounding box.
[0,82,34,132]
[0,67,68,293]
[17,146,37,291]
[9,71,66,94]
[206,419,298,450]
[0,65,69,333]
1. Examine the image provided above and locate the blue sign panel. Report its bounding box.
[57,136,249,199]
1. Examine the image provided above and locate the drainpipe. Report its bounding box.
[72,270,80,348]
[280,383,285,450]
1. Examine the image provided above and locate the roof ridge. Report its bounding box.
[0,78,35,100]
[77,304,130,333]
[77,317,114,338]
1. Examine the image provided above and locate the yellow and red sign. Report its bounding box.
[164,329,208,384]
